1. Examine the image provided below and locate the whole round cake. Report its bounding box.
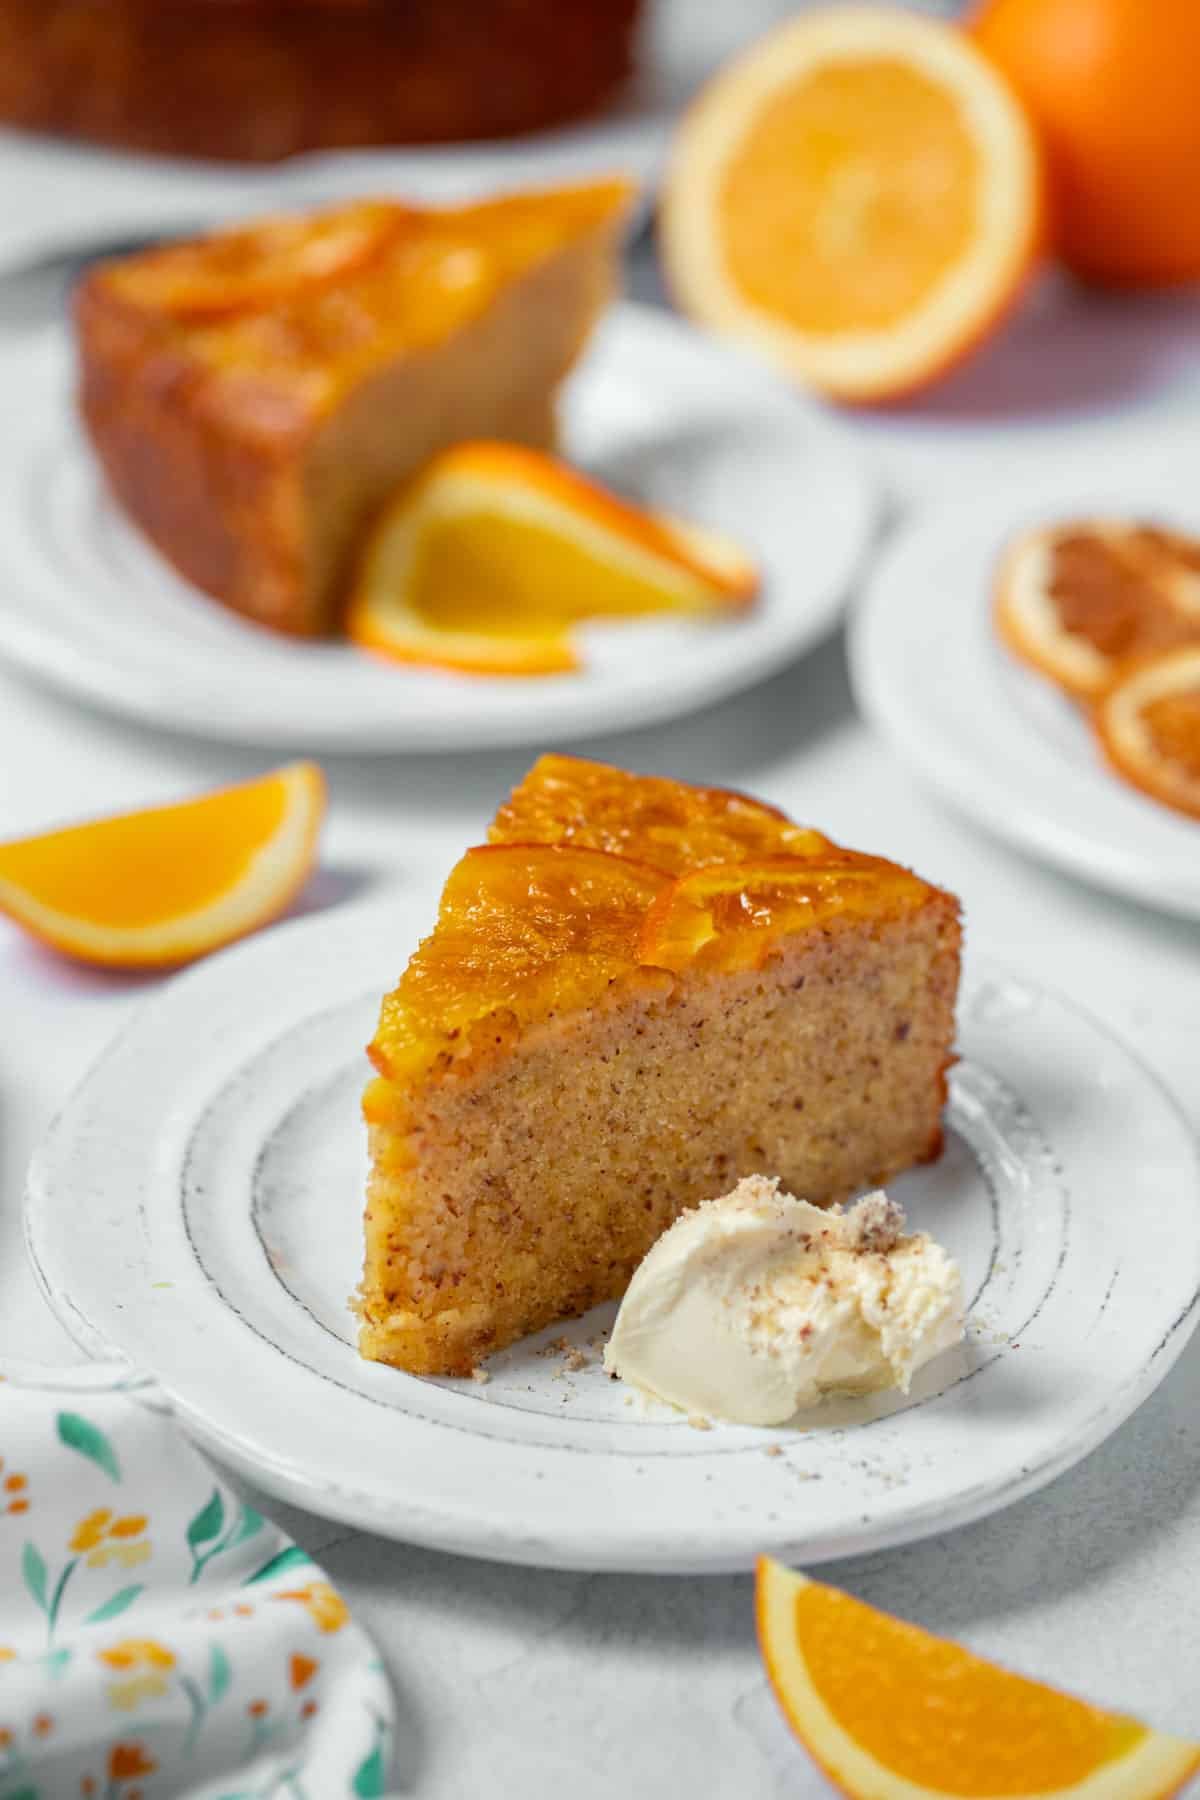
[0,0,642,161]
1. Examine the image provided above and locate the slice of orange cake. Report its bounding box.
[360,756,961,1375]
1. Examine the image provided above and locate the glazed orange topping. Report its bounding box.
[638,856,932,972]
[489,754,828,870]
[102,184,633,411]
[367,757,938,1089]
[370,842,669,1082]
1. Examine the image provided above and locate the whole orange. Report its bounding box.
[973,0,1200,286]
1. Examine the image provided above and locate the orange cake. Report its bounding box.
[74,182,632,637]
[0,0,641,161]
[360,756,961,1376]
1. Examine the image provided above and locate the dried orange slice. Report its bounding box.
[659,6,1044,403]
[105,200,403,318]
[1094,645,1200,821]
[0,763,325,969]
[758,1558,1200,1800]
[996,520,1200,699]
[637,854,927,971]
[346,442,758,678]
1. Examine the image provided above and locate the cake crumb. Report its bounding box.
[763,1444,783,1458]
[470,1368,490,1385]
[687,1413,713,1431]
[562,1345,588,1373]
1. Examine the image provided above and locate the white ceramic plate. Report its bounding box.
[0,305,873,751]
[25,888,1200,1574]
[849,462,1200,918]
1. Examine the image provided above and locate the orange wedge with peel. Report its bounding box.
[638,855,926,971]
[0,763,325,969]
[660,5,1044,404]
[1094,645,1200,822]
[346,441,758,678]
[757,1558,1200,1800]
[105,200,403,318]
[996,521,1200,700]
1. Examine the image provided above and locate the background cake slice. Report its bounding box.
[360,756,961,1376]
[74,182,632,637]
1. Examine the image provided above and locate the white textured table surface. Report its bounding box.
[2,235,1200,1796]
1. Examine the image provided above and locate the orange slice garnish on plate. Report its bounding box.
[757,1557,1200,1800]
[1094,645,1200,821]
[104,200,403,318]
[659,5,1044,403]
[637,854,925,971]
[0,763,325,968]
[996,520,1200,699]
[346,441,758,678]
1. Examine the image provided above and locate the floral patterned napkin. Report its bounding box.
[0,1367,395,1799]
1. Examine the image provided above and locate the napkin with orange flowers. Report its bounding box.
[0,1371,394,1798]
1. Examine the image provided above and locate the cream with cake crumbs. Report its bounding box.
[603,1176,964,1425]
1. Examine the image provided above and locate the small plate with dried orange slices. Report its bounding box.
[850,457,1200,920]
[0,303,874,752]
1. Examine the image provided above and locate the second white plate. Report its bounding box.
[849,461,1200,918]
[0,304,874,751]
[25,889,1200,1573]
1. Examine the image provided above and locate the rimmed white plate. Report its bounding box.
[849,461,1200,918]
[0,304,873,751]
[25,888,1200,1574]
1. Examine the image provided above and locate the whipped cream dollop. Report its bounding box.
[603,1176,964,1425]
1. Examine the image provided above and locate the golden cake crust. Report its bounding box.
[74,186,631,635]
[0,0,641,161]
[360,757,962,1375]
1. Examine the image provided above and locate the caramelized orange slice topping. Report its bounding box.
[1094,645,1200,821]
[369,844,671,1082]
[757,1558,1200,1800]
[491,754,828,871]
[638,856,929,971]
[996,521,1200,699]
[346,444,756,679]
[105,201,405,319]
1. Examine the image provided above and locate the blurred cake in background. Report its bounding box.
[0,0,643,162]
[74,182,632,634]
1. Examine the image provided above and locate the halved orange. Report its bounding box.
[637,854,926,972]
[757,1558,1200,1800]
[1094,645,1200,822]
[996,520,1200,700]
[0,763,325,969]
[660,5,1044,403]
[346,441,758,678]
[106,200,403,318]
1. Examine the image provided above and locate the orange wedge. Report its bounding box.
[345,441,758,678]
[0,763,325,969]
[996,521,1200,700]
[106,200,402,318]
[660,6,1044,403]
[757,1558,1200,1800]
[1094,646,1200,822]
[638,855,927,972]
